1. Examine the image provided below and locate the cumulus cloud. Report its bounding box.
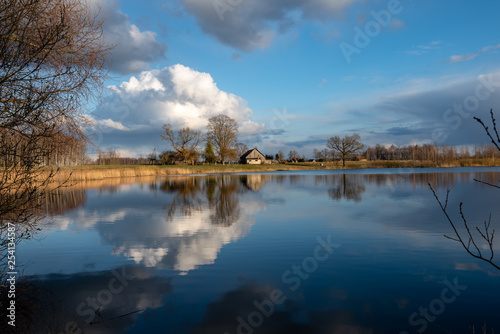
[93,64,265,156]
[182,0,361,51]
[95,0,167,73]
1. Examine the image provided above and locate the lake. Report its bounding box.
[17,167,500,333]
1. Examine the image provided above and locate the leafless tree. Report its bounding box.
[327,133,364,167]
[277,151,285,162]
[288,150,299,161]
[161,124,202,164]
[0,0,110,281]
[206,114,238,164]
[313,148,331,161]
[430,109,500,271]
[235,142,249,159]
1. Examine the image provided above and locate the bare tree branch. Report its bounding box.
[161,124,201,164]
[206,114,238,164]
[429,183,499,271]
[326,133,364,167]
[473,109,500,152]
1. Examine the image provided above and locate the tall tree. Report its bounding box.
[204,141,216,164]
[161,124,202,163]
[327,133,364,167]
[277,151,285,162]
[206,114,238,164]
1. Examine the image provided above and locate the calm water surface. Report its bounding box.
[18,167,500,333]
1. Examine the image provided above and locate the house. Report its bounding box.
[240,148,267,164]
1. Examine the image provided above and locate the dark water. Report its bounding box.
[17,168,500,333]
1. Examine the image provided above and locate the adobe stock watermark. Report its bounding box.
[399,277,467,334]
[432,73,500,143]
[269,106,291,135]
[88,93,137,148]
[213,0,244,21]
[383,167,416,193]
[58,267,135,334]
[340,0,408,64]
[226,234,340,334]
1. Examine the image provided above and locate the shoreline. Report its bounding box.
[47,159,500,182]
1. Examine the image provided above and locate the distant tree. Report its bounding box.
[265,154,274,160]
[161,124,201,164]
[205,141,216,164]
[314,148,331,161]
[288,150,299,161]
[147,148,158,165]
[277,151,285,162]
[97,149,121,165]
[235,143,249,158]
[327,133,364,167]
[159,150,180,165]
[207,114,238,164]
[313,149,320,160]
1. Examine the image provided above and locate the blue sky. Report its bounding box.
[89,0,500,158]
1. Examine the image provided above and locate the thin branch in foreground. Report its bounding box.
[473,109,500,152]
[89,309,143,326]
[473,178,500,189]
[428,183,500,271]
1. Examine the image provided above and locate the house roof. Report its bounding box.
[240,148,266,160]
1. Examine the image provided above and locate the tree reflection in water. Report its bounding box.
[327,174,366,202]
[160,175,246,227]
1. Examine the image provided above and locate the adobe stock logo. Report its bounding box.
[340,0,407,64]
[225,235,340,334]
[399,277,467,334]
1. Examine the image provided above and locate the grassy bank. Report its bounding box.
[50,164,316,182]
[46,158,500,182]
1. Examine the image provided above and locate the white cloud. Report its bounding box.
[450,53,479,63]
[239,120,267,135]
[106,64,253,128]
[93,64,266,155]
[98,118,129,131]
[449,43,500,63]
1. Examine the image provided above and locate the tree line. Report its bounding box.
[310,133,500,166]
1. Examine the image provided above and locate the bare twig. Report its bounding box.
[89,309,143,326]
[473,178,500,189]
[473,109,500,152]
[428,183,499,271]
